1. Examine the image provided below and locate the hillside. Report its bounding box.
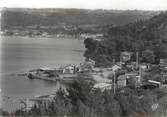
[1,8,159,30]
[84,11,167,67]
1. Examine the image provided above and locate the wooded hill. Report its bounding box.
[84,11,167,67]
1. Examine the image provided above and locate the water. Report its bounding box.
[0,36,85,112]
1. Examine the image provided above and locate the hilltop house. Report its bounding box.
[120,51,133,63]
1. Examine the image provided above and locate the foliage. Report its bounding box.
[2,11,167,117]
[142,50,155,63]
[0,109,9,116]
[4,78,167,117]
[84,12,167,66]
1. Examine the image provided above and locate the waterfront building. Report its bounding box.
[63,64,75,74]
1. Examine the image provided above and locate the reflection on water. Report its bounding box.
[0,36,85,112]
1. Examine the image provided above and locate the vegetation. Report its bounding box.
[1,10,167,117]
[0,109,9,116]
[1,8,160,37]
[84,12,167,67]
[1,78,167,117]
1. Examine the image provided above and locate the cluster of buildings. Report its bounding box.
[2,25,105,40]
[91,51,167,92]
[24,51,167,112]
[28,50,167,93]
[27,59,95,81]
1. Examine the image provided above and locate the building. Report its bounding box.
[140,63,151,71]
[148,80,161,88]
[125,72,141,87]
[140,80,161,89]
[93,83,112,92]
[79,59,95,72]
[63,64,76,74]
[120,51,133,63]
[160,58,167,65]
[111,65,121,72]
[116,75,127,88]
[125,62,136,71]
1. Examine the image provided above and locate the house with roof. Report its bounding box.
[111,64,121,72]
[140,63,151,71]
[63,64,76,74]
[125,72,141,87]
[120,51,133,63]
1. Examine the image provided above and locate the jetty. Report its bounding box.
[27,65,80,83]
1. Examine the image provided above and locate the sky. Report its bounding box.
[0,0,167,10]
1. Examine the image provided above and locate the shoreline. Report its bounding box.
[1,35,85,40]
[0,36,85,112]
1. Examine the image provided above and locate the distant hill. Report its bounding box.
[1,8,159,29]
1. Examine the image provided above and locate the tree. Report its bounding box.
[142,50,155,63]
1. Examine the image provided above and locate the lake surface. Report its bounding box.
[0,36,85,112]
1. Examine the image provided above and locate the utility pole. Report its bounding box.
[113,71,116,94]
[138,66,142,87]
[136,51,139,69]
[120,53,122,67]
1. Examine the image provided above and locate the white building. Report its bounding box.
[93,83,112,92]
